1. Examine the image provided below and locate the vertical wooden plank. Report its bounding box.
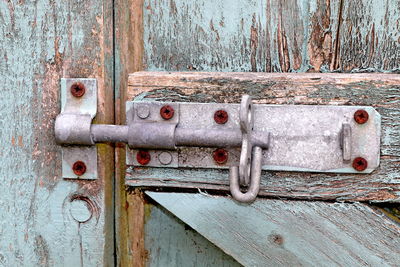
[126,190,147,267]
[114,0,144,266]
[265,0,341,72]
[0,0,114,265]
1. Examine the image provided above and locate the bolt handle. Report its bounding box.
[229,95,263,203]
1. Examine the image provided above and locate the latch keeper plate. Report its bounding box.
[126,102,380,174]
[57,78,98,179]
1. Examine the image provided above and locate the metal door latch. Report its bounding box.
[55,78,381,203]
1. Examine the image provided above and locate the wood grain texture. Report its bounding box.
[126,72,400,202]
[126,190,147,267]
[114,0,144,265]
[0,0,114,265]
[338,0,400,71]
[144,199,242,267]
[142,0,400,72]
[147,192,400,267]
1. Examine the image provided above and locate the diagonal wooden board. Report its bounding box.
[127,72,400,202]
[146,192,400,266]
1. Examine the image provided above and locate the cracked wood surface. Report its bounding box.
[127,72,400,203]
[0,0,115,266]
[142,0,400,72]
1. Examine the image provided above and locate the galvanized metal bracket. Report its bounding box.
[55,78,98,179]
[126,102,381,174]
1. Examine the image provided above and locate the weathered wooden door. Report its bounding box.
[1,0,400,266]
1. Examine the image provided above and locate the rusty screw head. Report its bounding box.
[352,157,368,171]
[70,82,86,98]
[354,109,369,124]
[72,161,87,176]
[160,105,174,120]
[213,149,228,164]
[136,150,151,165]
[214,110,228,124]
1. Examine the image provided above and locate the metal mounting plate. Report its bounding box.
[126,102,380,174]
[60,78,97,179]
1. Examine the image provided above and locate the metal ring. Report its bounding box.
[239,95,253,134]
[229,146,262,203]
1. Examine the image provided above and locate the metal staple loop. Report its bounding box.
[229,95,263,203]
[229,146,262,203]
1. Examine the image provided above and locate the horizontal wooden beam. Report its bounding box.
[127,72,400,202]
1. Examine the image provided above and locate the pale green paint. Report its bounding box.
[70,199,93,223]
[147,192,400,267]
[142,0,342,72]
[143,0,267,71]
[144,203,242,267]
[143,0,400,72]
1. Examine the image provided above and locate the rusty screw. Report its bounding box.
[72,161,87,176]
[213,149,228,164]
[70,82,86,97]
[354,109,369,124]
[352,157,368,171]
[160,105,174,120]
[137,150,151,165]
[214,110,228,124]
